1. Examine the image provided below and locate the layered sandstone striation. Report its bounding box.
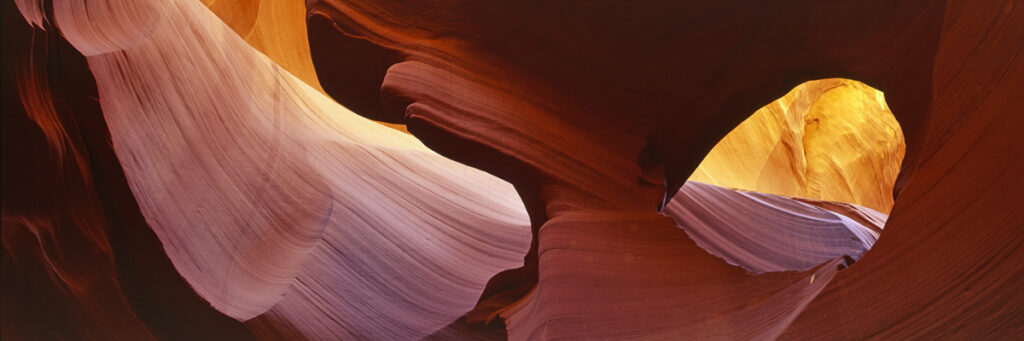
[9,0,532,338]
[304,0,1024,339]
[2,0,1022,340]
[690,79,905,213]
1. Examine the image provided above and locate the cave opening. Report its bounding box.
[664,78,904,273]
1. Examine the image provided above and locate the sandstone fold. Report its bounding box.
[501,211,847,340]
[668,181,880,274]
[3,0,1023,339]
[689,79,905,213]
[14,0,532,337]
[304,1,1023,339]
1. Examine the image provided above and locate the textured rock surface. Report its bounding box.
[690,79,905,213]
[304,0,1024,338]
[202,0,408,132]
[3,0,1022,340]
[8,0,531,338]
[202,0,321,91]
[669,181,880,274]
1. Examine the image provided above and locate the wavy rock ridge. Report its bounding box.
[2,0,1022,340]
[690,79,905,214]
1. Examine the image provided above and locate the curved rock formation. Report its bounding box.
[304,0,1024,338]
[690,79,904,213]
[13,0,534,337]
[202,0,323,92]
[669,181,880,274]
[3,0,1022,340]
[3,2,254,338]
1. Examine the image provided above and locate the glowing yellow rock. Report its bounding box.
[690,79,905,213]
[202,0,409,132]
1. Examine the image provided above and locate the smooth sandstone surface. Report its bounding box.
[669,181,880,274]
[690,79,905,214]
[11,0,532,338]
[202,0,408,132]
[304,0,1023,339]
[2,0,1022,340]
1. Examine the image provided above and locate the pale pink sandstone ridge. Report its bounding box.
[2,0,1022,339]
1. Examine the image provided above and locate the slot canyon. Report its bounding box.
[2,0,1022,339]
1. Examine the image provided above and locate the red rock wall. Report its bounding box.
[2,0,1021,339]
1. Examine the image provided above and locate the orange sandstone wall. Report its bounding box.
[691,79,905,213]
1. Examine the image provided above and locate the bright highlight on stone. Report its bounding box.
[2,0,1021,340]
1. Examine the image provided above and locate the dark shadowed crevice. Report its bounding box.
[307,13,406,123]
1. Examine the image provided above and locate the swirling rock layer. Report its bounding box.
[690,79,905,213]
[669,181,880,274]
[3,0,1023,340]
